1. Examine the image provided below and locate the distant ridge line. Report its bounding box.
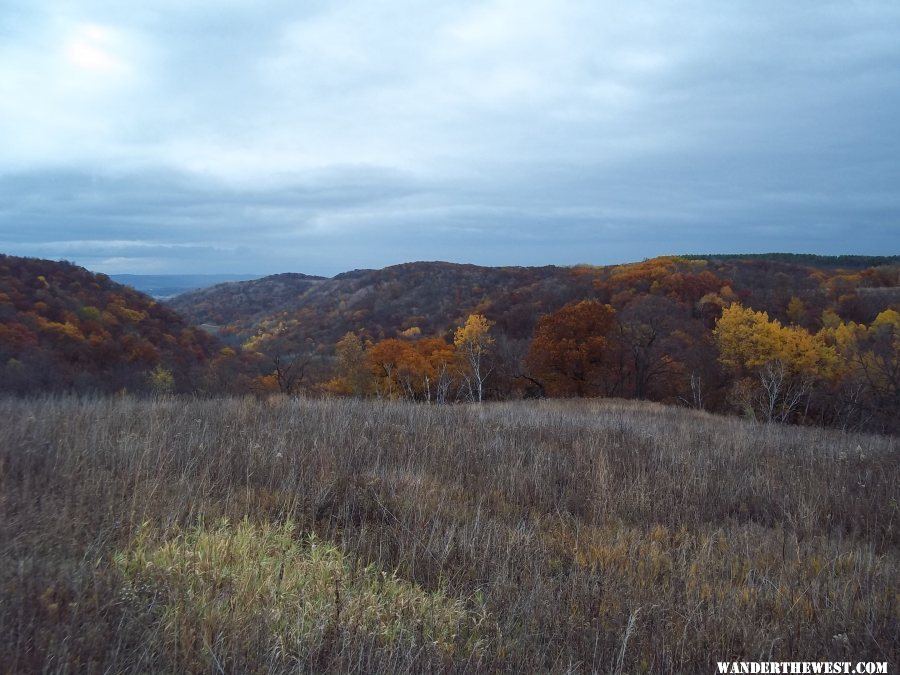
[680,253,899,268]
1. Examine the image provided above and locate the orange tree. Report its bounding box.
[364,336,456,401]
[526,300,617,397]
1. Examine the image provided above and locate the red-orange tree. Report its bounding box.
[526,300,616,397]
[365,336,456,401]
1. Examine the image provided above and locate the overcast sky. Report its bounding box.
[1,0,898,275]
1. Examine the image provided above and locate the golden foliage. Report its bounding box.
[115,519,485,668]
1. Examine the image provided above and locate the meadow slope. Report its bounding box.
[0,397,897,673]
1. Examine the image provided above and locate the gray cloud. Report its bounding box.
[0,0,897,274]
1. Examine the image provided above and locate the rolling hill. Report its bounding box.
[2,253,896,429]
[0,255,230,394]
[169,255,899,352]
[166,255,898,430]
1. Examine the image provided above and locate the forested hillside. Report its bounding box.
[173,256,899,348]
[2,253,897,431]
[0,255,258,394]
[170,255,899,431]
[170,272,327,328]
[171,263,580,345]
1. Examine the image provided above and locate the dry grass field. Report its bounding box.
[0,396,897,673]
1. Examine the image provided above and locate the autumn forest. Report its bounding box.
[2,253,897,432]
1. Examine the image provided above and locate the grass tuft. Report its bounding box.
[114,518,485,670]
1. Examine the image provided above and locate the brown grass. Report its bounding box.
[0,396,897,673]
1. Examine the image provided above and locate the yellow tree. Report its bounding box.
[148,365,175,395]
[714,304,836,422]
[326,332,371,396]
[454,314,494,402]
[823,309,899,429]
[786,296,806,326]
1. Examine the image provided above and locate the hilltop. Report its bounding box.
[169,272,329,328]
[2,395,896,672]
[171,255,899,349]
[170,262,584,346]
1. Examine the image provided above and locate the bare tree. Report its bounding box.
[272,352,312,395]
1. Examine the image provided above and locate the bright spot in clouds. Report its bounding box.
[64,23,130,75]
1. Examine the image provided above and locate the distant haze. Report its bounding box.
[1,1,898,275]
[110,274,262,299]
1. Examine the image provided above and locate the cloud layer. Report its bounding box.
[1,0,898,274]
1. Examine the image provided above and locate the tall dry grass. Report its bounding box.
[0,396,896,673]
